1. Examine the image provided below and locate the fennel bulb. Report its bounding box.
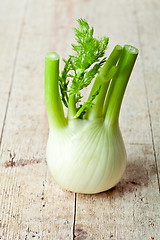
[45,19,138,194]
[47,119,127,194]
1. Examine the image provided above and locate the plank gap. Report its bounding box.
[40,167,48,239]
[73,193,77,240]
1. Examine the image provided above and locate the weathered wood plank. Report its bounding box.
[0,0,26,143]
[0,164,46,239]
[40,171,75,240]
[134,0,160,188]
[0,0,75,239]
[74,0,160,239]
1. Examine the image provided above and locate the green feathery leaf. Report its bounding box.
[59,18,109,116]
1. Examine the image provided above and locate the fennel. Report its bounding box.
[45,19,138,194]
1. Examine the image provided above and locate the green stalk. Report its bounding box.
[68,94,77,119]
[86,45,122,120]
[45,52,67,128]
[105,45,138,126]
[68,69,83,120]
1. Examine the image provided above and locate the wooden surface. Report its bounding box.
[0,0,160,239]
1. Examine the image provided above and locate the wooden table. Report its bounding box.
[0,0,159,239]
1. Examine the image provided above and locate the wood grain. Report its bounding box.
[0,0,159,239]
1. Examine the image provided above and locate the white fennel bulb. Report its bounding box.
[47,119,126,194]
